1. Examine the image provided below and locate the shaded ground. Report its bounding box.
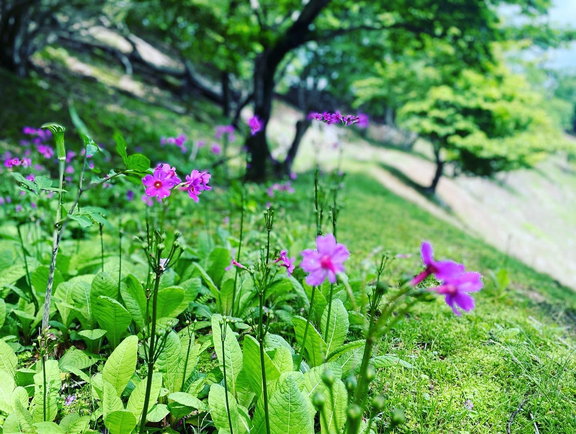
[269,102,576,289]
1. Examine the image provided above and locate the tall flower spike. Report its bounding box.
[301,234,349,286]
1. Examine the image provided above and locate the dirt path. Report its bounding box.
[269,103,576,289]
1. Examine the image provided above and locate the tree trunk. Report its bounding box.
[428,144,444,194]
[244,0,331,182]
[281,118,311,175]
[0,1,33,76]
[221,71,231,118]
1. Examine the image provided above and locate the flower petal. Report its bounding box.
[444,294,462,316]
[453,292,475,312]
[421,241,434,265]
[316,234,337,255]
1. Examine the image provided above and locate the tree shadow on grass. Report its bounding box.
[376,161,458,216]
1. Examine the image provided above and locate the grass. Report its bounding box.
[2,51,575,433]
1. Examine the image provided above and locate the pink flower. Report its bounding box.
[180,170,212,202]
[141,194,154,207]
[410,241,465,286]
[142,164,181,201]
[4,158,21,168]
[275,250,295,275]
[301,234,350,286]
[431,272,483,316]
[36,144,54,159]
[211,144,222,155]
[226,259,247,271]
[215,125,236,142]
[248,116,262,135]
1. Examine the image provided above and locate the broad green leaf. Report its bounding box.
[165,325,200,393]
[126,154,150,171]
[103,335,138,395]
[206,247,230,287]
[168,392,206,410]
[91,272,118,304]
[325,340,364,362]
[156,331,181,379]
[0,298,6,328]
[59,347,98,372]
[33,422,65,433]
[120,275,147,329]
[208,384,243,434]
[102,381,124,417]
[293,316,327,367]
[267,372,313,434]
[320,300,349,356]
[78,329,107,341]
[4,398,34,432]
[212,314,243,394]
[302,363,342,399]
[59,413,91,433]
[31,360,61,422]
[147,403,169,423]
[94,296,132,347]
[156,286,185,319]
[320,379,347,434]
[271,346,293,374]
[0,369,16,414]
[104,410,137,434]
[193,263,219,298]
[127,373,162,422]
[0,339,18,377]
[241,335,281,398]
[114,130,128,165]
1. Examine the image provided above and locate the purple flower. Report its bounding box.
[36,144,54,159]
[226,259,247,271]
[180,170,212,202]
[141,194,154,207]
[357,113,370,128]
[142,164,181,201]
[307,111,362,127]
[25,174,35,181]
[64,395,76,406]
[215,125,236,142]
[4,158,21,168]
[431,272,483,316]
[211,144,222,155]
[126,190,135,201]
[275,250,295,275]
[248,116,263,135]
[410,241,465,286]
[301,234,350,286]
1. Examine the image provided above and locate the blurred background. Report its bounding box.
[0,0,575,288]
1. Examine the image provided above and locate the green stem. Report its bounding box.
[231,189,245,316]
[258,290,270,434]
[118,219,122,290]
[140,268,162,433]
[298,285,316,369]
[324,283,335,342]
[220,322,234,434]
[99,223,104,272]
[17,224,37,310]
[41,353,47,421]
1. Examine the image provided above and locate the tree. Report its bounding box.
[0,0,104,76]
[397,67,569,193]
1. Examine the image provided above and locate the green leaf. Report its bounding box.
[212,314,243,394]
[78,329,107,341]
[320,300,349,356]
[33,422,65,433]
[320,379,347,434]
[126,154,150,171]
[59,347,98,372]
[94,296,132,347]
[206,247,230,287]
[103,335,138,395]
[267,372,313,434]
[208,384,243,434]
[91,272,118,304]
[147,403,169,423]
[302,363,342,399]
[0,340,18,378]
[325,340,364,362]
[371,355,414,369]
[293,316,326,367]
[168,392,206,410]
[120,275,147,329]
[164,325,200,393]
[241,335,281,397]
[31,360,61,422]
[0,369,16,414]
[156,331,181,380]
[59,413,91,433]
[0,298,5,329]
[104,410,137,434]
[114,131,128,165]
[193,263,219,298]
[102,380,124,417]
[127,373,162,423]
[156,286,185,319]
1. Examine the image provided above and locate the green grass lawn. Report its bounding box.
[321,172,576,432]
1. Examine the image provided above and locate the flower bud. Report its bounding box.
[344,375,357,393]
[347,404,362,420]
[321,369,335,388]
[312,392,326,410]
[372,395,386,412]
[390,408,405,426]
[366,364,376,382]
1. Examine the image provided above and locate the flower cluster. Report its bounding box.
[411,241,483,316]
[275,250,295,275]
[215,125,236,142]
[307,111,362,126]
[301,234,350,286]
[160,134,188,153]
[267,181,295,198]
[4,157,32,168]
[141,163,211,204]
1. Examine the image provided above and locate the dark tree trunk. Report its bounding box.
[0,1,34,76]
[244,0,331,182]
[281,118,311,175]
[221,71,231,118]
[428,144,444,194]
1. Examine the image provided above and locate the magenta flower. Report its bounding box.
[226,259,247,271]
[248,116,262,135]
[142,164,181,201]
[410,241,465,286]
[180,169,212,202]
[211,144,222,155]
[275,250,295,275]
[215,125,236,142]
[141,194,154,207]
[431,272,483,316]
[301,234,350,286]
[307,111,361,126]
[4,158,21,168]
[36,144,54,159]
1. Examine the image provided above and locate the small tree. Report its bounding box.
[398,67,569,193]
